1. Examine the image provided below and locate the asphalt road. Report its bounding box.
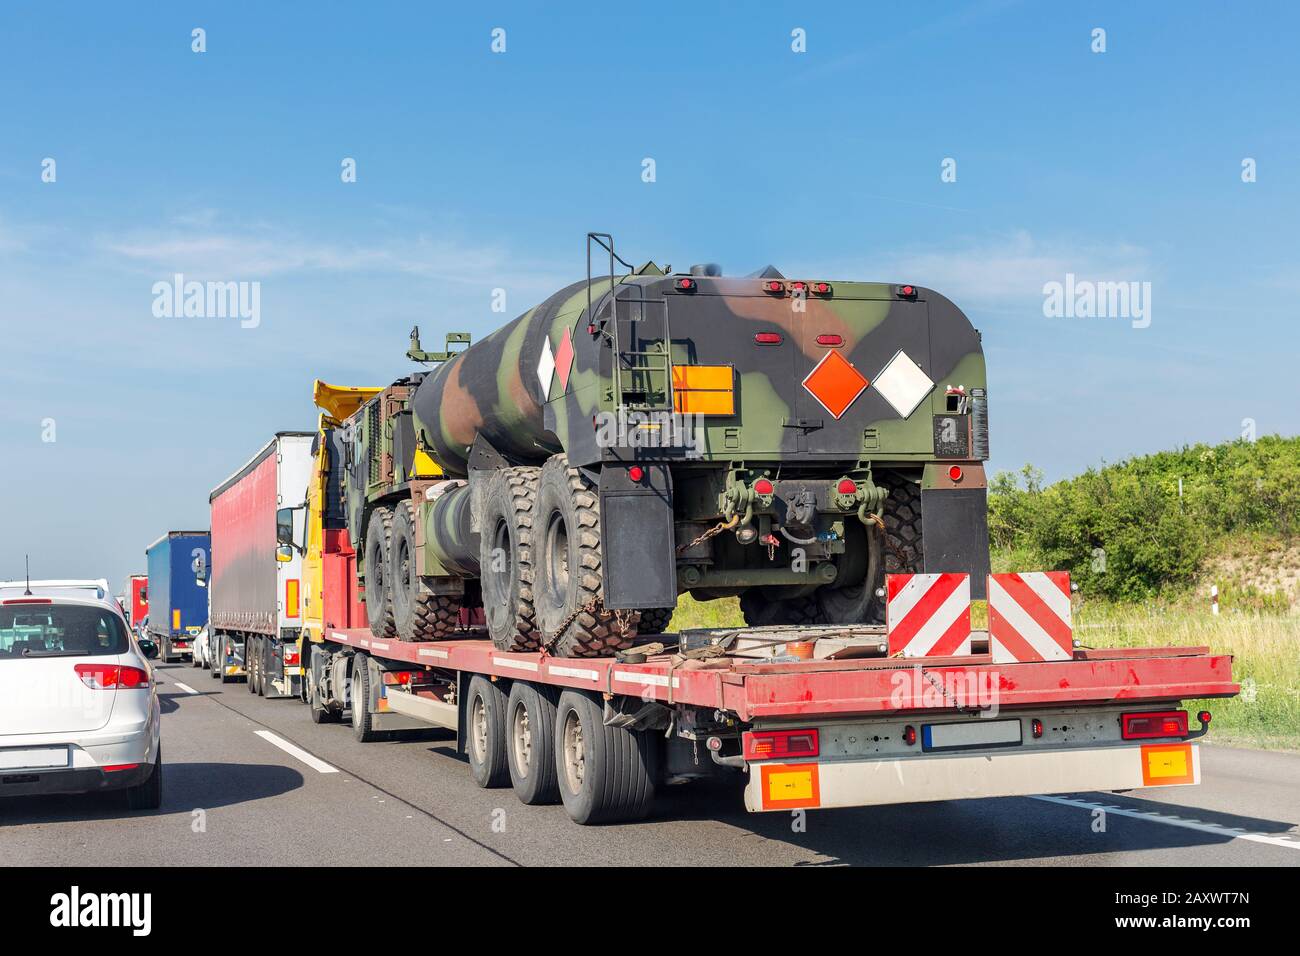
[2,662,1298,867]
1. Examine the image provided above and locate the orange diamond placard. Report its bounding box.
[802,349,868,419]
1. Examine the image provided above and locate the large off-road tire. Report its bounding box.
[555,690,657,825]
[815,518,881,625]
[635,606,674,635]
[480,467,541,652]
[466,675,510,788]
[739,588,821,627]
[364,506,397,639]
[506,681,560,805]
[880,471,924,575]
[534,456,638,658]
[390,499,460,642]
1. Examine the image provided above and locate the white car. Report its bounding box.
[190,625,210,670]
[0,579,162,809]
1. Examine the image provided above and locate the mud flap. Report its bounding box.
[598,464,676,610]
[921,487,991,599]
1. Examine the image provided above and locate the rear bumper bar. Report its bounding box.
[744,742,1200,812]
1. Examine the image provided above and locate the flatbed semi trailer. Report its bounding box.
[300,621,1237,824]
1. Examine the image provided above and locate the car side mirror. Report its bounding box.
[142,642,159,660]
[276,545,294,563]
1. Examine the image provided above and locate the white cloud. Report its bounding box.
[867,230,1155,309]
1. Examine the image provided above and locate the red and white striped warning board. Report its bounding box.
[886,573,973,658]
[987,572,1074,663]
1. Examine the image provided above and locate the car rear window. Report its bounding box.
[0,604,129,658]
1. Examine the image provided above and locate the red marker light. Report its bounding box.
[837,478,857,495]
[628,465,644,482]
[899,285,916,298]
[674,277,696,292]
[902,725,917,746]
[754,332,783,345]
[815,334,843,347]
[948,465,964,482]
[1198,710,1212,725]
[1031,718,1044,739]
[762,280,785,294]
[812,282,832,295]
[753,478,774,495]
[790,281,807,293]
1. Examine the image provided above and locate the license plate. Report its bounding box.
[0,746,71,770]
[922,719,1022,752]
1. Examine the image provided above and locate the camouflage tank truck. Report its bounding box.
[345,233,990,658]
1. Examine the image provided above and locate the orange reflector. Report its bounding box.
[759,763,821,810]
[286,579,300,619]
[1140,743,1195,786]
[672,364,735,415]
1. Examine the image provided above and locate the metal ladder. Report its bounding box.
[586,232,676,413]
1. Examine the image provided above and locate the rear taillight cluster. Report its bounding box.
[75,663,151,689]
[742,728,819,761]
[1120,710,1189,740]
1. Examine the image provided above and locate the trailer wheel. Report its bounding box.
[466,675,510,788]
[635,606,674,635]
[364,506,398,639]
[350,653,384,743]
[535,456,638,658]
[554,690,657,825]
[390,500,461,641]
[479,467,541,653]
[247,637,260,694]
[506,682,560,805]
[256,637,268,697]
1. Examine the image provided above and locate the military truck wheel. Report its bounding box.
[480,467,541,652]
[390,500,460,641]
[880,471,924,575]
[535,456,638,658]
[636,606,674,635]
[739,588,821,627]
[364,506,397,639]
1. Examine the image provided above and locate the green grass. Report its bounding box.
[668,593,744,631]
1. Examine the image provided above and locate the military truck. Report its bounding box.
[342,233,990,658]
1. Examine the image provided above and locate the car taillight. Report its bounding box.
[1120,710,1189,740]
[742,728,819,761]
[75,664,151,689]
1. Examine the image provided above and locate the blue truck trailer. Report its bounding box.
[146,530,211,662]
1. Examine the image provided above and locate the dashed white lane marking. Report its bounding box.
[1031,794,1300,851]
[173,682,199,695]
[254,730,339,774]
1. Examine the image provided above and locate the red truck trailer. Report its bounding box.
[298,601,1237,825]
[122,574,148,630]
[208,432,314,692]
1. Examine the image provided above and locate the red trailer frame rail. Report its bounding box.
[322,628,1237,721]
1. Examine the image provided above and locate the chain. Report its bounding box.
[865,511,910,569]
[540,597,636,655]
[677,515,739,553]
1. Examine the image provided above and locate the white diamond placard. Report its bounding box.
[873,350,934,418]
[535,336,556,400]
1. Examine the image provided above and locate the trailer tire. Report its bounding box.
[364,506,398,639]
[247,637,259,694]
[480,467,541,653]
[506,682,560,805]
[466,675,510,788]
[350,652,384,743]
[535,456,638,658]
[390,499,461,642]
[554,690,657,825]
[635,606,674,635]
[256,637,269,697]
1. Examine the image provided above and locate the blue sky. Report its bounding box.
[2,1,1297,590]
